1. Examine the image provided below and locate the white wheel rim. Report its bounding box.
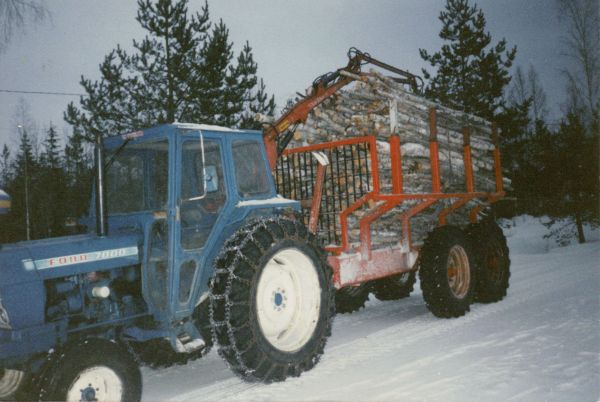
[256,247,321,353]
[66,366,123,402]
[0,369,24,399]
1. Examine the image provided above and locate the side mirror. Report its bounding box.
[204,165,218,193]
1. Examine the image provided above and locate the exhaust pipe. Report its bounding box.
[94,133,108,237]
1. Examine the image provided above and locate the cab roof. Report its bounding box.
[104,123,262,148]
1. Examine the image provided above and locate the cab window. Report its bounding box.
[107,140,169,214]
[232,140,270,198]
[180,139,226,250]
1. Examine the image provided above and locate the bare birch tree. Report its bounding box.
[0,0,50,52]
[557,0,600,125]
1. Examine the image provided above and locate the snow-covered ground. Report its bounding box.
[142,216,599,402]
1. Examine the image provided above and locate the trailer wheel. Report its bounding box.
[40,338,141,402]
[419,226,476,318]
[372,270,416,301]
[335,284,370,313]
[210,217,335,382]
[0,369,25,400]
[467,221,510,303]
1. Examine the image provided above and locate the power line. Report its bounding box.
[0,89,86,97]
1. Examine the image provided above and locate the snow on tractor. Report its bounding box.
[0,49,510,401]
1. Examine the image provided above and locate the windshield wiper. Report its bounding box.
[104,138,131,170]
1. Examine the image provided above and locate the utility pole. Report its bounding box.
[17,125,31,241]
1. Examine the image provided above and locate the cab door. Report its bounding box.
[171,133,227,317]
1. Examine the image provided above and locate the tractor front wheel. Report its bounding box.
[0,368,25,400]
[39,338,141,402]
[210,217,335,382]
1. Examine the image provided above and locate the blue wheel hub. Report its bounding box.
[81,385,98,401]
[274,293,283,306]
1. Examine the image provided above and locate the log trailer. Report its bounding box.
[0,49,510,401]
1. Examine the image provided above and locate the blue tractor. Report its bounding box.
[0,123,335,401]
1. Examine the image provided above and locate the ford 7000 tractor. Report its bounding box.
[0,123,336,401]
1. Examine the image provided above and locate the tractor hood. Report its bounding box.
[0,233,142,286]
[0,233,141,330]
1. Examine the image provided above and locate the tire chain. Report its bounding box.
[208,216,335,382]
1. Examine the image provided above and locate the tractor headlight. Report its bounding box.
[0,297,11,329]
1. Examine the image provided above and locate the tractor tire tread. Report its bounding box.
[209,216,335,383]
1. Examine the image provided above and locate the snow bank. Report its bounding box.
[501,214,599,255]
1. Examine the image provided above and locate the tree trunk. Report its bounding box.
[575,210,586,244]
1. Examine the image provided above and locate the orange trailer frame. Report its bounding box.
[280,108,505,289]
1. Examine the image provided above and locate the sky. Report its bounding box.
[0,0,570,152]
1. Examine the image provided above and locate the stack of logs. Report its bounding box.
[281,70,510,248]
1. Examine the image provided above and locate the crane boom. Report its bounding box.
[263,48,422,169]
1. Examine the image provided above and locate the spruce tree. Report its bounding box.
[0,145,11,188]
[65,0,275,140]
[542,113,599,243]
[64,130,92,222]
[419,0,516,119]
[5,130,37,241]
[38,125,68,237]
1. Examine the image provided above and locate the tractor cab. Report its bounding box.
[97,123,297,327]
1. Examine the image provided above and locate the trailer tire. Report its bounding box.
[210,217,335,383]
[419,226,476,318]
[0,369,25,400]
[39,338,141,402]
[466,221,510,303]
[335,284,370,313]
[372,270,416,301]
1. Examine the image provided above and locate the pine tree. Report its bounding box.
[240,78,276,130]
[194,19,235,126]
[65,0,274,140]
[231,42,275,129]
[419,0,516,119]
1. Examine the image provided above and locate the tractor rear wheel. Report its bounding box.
[39,338,141,402]
[0,368,25,400]
[419,226,476,318]
[466,221,510,303]
[335,284,370,313]
[210,217,335,383]
[372,270,416,301]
